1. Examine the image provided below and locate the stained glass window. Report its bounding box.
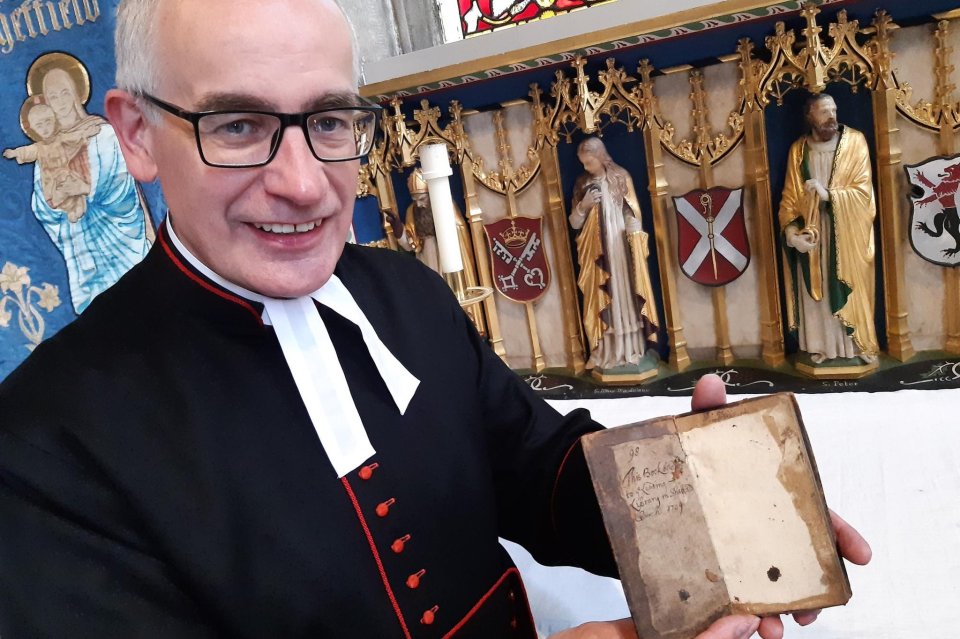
[456,0,615,38]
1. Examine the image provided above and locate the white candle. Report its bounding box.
[418,143,464,274]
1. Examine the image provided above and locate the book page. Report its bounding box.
[677,401,830,608]
[591,419,729,639]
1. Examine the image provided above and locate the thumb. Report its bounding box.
[696,615,761,639]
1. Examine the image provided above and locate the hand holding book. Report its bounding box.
[549,375,871,639]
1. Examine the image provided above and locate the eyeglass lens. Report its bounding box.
[195,109,376,166]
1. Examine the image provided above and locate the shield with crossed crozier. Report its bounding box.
[483,216,551,303]
[672,187,750,286]
[904,154,960,267]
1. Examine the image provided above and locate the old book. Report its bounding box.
[581,393,850,639]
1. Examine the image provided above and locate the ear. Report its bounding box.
[104,89,159,182]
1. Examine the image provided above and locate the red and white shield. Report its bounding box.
[483,216,551,303]
[905,154,960,267]
[672,187,750,286]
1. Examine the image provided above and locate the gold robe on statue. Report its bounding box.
[571,172,658,369]
[778,126,878,358]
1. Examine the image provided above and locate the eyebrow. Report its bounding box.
[193,91,366,113]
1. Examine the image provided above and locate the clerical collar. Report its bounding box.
[165,218,420,477]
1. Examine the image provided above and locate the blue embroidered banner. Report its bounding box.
[0,0,166,379]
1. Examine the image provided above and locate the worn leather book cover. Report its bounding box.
[581,393,850,639]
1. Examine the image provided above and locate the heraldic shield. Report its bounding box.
[483,216,551,303]
[672,187,750,286]
[905,154,960,267]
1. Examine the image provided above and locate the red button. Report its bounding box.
[406,569,426,589]
[375,498,395,518]
[358,463,379,480]
[421,606,438,625]
[391,534,410,554]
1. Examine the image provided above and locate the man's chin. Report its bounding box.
[242,268,336,299]
[815,125,838,139]
[260,281,331,299]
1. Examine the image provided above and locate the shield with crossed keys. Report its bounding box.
[672,187,750,286]
[482,216,551,303]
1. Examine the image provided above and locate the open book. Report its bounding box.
[581,393,850,639]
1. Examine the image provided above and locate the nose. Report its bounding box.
[262,125,330,206]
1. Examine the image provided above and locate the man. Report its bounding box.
[779,93,879,366]
[0,1,869,637]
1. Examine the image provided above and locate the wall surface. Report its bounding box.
[340,0,445,79]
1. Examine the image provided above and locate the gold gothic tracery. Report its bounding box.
[894,20,960,134]
[373,5,902,174]
[755,5,877,104]
[372,4,913,174]
[365,2,954,373]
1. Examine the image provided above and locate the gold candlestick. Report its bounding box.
[444,269,492,309]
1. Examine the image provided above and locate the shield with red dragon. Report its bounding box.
[482,216,551,303]
[905,154,960,267]
[672,187,750,286]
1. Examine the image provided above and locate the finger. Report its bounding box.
[548,618,638,639]
[605,618,638,637]
[830,510,872,565]
[757,615,784,639]
[793,609,820,626]
[696,615,760,639]
[691,373,727,411]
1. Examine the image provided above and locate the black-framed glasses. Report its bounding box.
[139,93,381,168]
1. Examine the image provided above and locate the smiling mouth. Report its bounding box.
[253,221,319,234]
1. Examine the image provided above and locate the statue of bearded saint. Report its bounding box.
[385,169,484,335]
[778,93,879,368]
[569,137,659,380]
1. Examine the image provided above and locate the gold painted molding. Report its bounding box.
[893,20,960,134]
[869,12,915,361]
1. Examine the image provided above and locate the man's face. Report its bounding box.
[146,0,359,297]
[808,96,838,142]
[28,106,57,140]
[412,192,429,208]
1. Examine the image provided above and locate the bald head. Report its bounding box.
[105,0,366,299]
[114,0,360,96]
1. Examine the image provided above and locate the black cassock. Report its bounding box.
[0,224,617,638]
